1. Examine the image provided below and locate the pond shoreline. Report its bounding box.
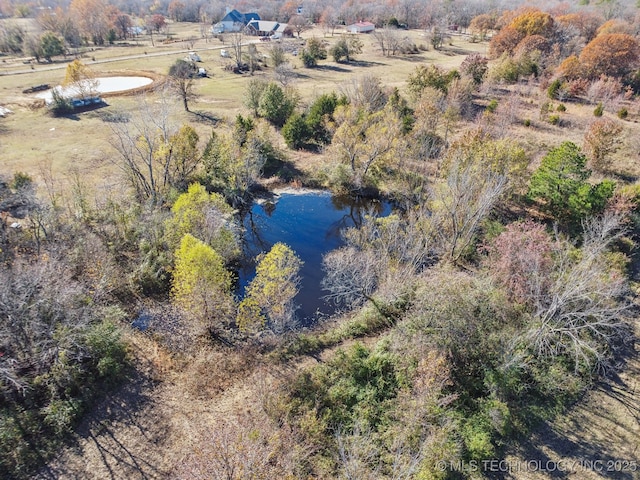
[239,189,393,324]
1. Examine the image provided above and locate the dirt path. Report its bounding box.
[0,41,260,77]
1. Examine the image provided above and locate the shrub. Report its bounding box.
[567,78,590,97]
[11,172,33,190]
[547,78,563,99]
[306,92,339,145]
[258,82,298,127]
[593,102,604,116]
[617,107,628,119]
[301,38,327,68]
[548,114,560,125]
[282,113,310,149]
[330,36,362,63]
[583,117,624,172]
[556,103,566,112]
[486,99,498,113]
[460,53,489,85]
[287,342,402,432]
[407,64,458,97]
[462,413,496,461]
[49,89,73,116]
[524,118,531,127]
[528,141,615,227]
[300,49,316,67]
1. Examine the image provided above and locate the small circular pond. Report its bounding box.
[36,76,154,103]
[239,189,393,324]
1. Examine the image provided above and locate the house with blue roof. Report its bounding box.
[212,9,260,34]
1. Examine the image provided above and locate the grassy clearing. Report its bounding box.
[0,23,492,185]
[2,24,640,191]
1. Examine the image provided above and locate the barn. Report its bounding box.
[347,21,375,34]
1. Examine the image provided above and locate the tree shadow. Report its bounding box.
[394,54,429,62]
[489,337,639,480]
[262,156,305,182]
[57,113,81,121]
[314,64,352,73]
[190,109,221,126]
[349,60,387,68]
[37,366,169,479]
[441,46,478,56]
[608,170,639,184]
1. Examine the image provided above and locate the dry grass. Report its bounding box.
[0,23,488,187]
[2,20,639,479]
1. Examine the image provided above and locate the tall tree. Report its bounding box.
[69,0,109,45]
[258,82,298,127]
[237,243,302,334]
[226,28,244,70]
[63,59,99,100]
[165,182,239,262]
[330,36,363,63]
[39,31,64,62]
[320,6,339,36]
[109,94,183,204]
[171,234,234,332]
[528,141,615,227]
[288,15,310,38]
[113,13,132,39]
[330,104,402,188]
[168,59,196,111]
[583,118,623,173]
[579,33,640,79]
[520,211,631,373]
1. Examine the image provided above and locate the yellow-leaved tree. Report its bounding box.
[171,234,235,334]
[330,104,403,189]
[63,59,99,100]
[165,183,239,262]
[237,243,302,334]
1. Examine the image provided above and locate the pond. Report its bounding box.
[35,76,153,103]
[239,189,393,324]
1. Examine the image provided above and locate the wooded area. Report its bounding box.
[1,0,640,478]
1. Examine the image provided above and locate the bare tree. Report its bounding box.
[175,410,300,479]
[199,8,211,42]
[322,209,434,310]
[0,259,89,396]
[373,27,406,57]
[339,75,388,112]
[335,423,381,480]
[288,14,310,38]
[320,6,340,36]
[523,210,631,373]
[225,25,244,69]
[108,93,180,204]
[244,43,260,74]
[430,154,508,263]
[274,62,296,86]
[322,246,381,308]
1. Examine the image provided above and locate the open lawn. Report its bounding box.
[1,21,640,198]
[0,23,493,188]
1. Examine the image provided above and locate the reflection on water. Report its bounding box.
[239,190,392,323]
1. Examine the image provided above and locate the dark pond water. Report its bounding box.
[239,189,392,323]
